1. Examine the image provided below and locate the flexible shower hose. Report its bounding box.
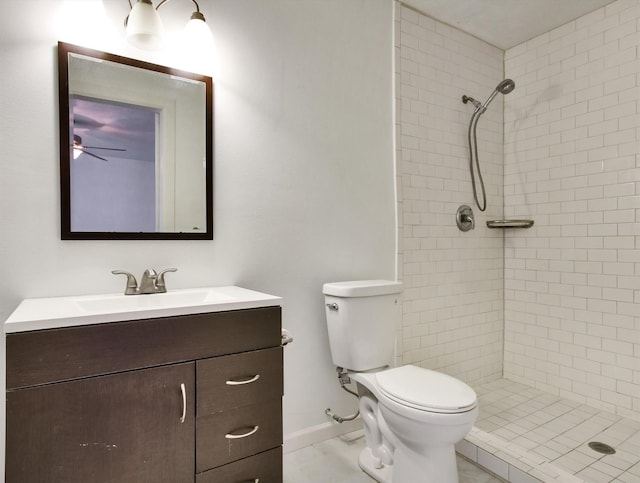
[467,108,487,212]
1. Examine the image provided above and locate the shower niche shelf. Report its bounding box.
[486,219,534,229]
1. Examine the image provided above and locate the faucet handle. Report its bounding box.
[112,270,139,295]
[155,268,177,293]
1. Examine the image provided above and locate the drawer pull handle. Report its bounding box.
[225,425,259,439]
[180,383,187,423]
[226,374,260,386]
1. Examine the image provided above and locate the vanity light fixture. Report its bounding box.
[125,0,213,50]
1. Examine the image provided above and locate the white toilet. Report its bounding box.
[323,280,478,483]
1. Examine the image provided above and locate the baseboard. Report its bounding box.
[283,418,363,454]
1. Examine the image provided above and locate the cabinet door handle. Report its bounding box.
[180,383,187,423]
[225,425,259,439]
[226,374,260,386]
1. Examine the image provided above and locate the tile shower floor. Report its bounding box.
[464,378,640,483]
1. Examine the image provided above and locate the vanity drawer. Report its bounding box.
[195,446,282,483]
[197,347,283,415]
[196,400,282,472]
[7,306,281,389]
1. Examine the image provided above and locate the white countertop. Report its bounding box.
[4,286,282,333]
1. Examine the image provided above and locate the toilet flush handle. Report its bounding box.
[326,303,339,311]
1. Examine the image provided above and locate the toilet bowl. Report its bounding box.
[350,366,477,483]
[323,280,478,483]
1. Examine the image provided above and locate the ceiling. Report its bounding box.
[401,0,617,50]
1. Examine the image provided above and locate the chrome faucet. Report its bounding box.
[112,268,177,295]
[138,269,158,294]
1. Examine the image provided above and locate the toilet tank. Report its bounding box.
[323,280,402,371]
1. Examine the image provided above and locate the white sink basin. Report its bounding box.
[5,286,281,333]
[75,289,230,313]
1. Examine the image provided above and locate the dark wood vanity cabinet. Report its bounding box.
[7,363,196,482]
[5,306,283,483]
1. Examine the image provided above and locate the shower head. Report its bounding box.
[482,78,515,111]
[496,78,515,94]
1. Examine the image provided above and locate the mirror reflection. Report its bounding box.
[58,42,213,240]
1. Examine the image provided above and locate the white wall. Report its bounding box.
[504,0,640,420]
[0,0,396,473]
[395,4,505,385]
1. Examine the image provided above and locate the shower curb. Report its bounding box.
[457,427,586,483]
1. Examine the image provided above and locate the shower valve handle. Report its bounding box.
[456,205,475,232]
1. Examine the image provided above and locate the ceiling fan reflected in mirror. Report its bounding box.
[72,134,126,161]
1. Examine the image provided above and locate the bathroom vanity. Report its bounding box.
[4,287,283,483]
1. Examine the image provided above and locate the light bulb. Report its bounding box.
[126,0,165,50]
[183,11,214,51]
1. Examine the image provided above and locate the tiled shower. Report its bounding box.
[395,3,506,385]
[396,0,639,481]
[503,1,639,420]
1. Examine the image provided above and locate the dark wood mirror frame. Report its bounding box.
[58,41,213,240]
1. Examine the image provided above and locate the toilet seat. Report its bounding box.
[375,365,477,414]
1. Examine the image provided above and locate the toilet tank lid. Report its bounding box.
[323,280,402,297]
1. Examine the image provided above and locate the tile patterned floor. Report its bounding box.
[467,378,640,483]
[284,378,640,482]
[283,430,503,483]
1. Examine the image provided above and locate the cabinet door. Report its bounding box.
[6,363,195,483]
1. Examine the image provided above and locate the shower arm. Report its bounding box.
[462,95,485,114]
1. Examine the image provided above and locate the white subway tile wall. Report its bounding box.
[396,0,639,418]
[503,0,640,421]
[395,3,505,383]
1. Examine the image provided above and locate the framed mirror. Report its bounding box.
[58,42,213,240]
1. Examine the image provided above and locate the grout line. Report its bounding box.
[463,378,640,483]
